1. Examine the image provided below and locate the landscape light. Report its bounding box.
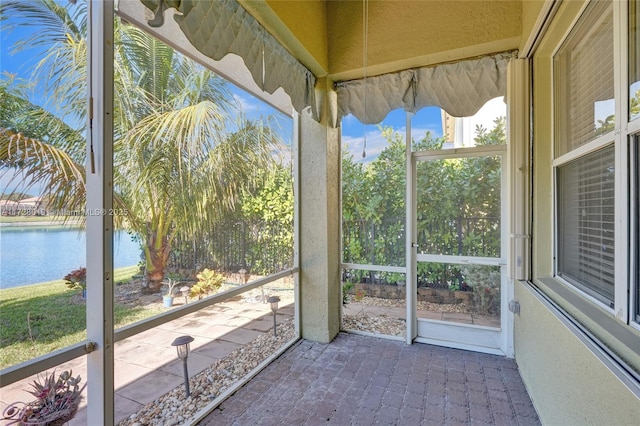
[180,286,190,304]
[267,295,280,337]
[171,335,194,397]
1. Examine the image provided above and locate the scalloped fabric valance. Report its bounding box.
[140,0,317,119]
[335,52,514,125]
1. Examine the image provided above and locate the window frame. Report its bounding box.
[628,2,640,329]
[631,135,640,325]
[554,143,617,308]
[549,0,640,330]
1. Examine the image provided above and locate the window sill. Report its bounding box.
[532,277,640,382]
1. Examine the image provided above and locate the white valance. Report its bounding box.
[140,0,317,119]
[336,52,513,125]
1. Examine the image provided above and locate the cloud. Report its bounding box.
[411,126,442,140]
[342,128,392,164]
[341,124,442,164]
[233,93,260,114]
[230,89,294,146]
[341,114,359,129]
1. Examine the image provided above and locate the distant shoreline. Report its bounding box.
[0,221,78,228]
[0,217,82,228]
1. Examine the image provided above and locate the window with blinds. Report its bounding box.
[554,1,614,157]
[557,146,616,305]
[554,0,616,306]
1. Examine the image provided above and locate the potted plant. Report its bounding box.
[162,275,181,307]
[63,267,87,298]
[2,370,85,425]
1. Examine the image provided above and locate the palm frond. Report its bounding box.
[0,128,86,217]
[2,0,88,121]
[1,0,85,51]
[36,35,87,122]
[122,100,228,154]
[118,24,176,104]
[1,77,85,161]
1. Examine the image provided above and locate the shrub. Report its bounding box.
[460,265,500,315]
[63,267,86,291]
[190,268,224,300]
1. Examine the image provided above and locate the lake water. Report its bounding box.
[0,227,142,289]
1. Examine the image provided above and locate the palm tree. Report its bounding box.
[1,76,86,215]
[1,0,283,293]
[1,0,87,212]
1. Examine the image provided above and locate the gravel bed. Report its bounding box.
[346,295,471,313]
[342,313,406,337]
[342,295,472,337]
[417,300,471,313]
[117,319,295,426]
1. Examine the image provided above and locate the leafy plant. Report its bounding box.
[63,267,86,291]
[460,265,500,315]
[385,272,405,285]
[162,274,181,297]
[189,268,224,300]
[342,119,505,290]
[2,370,85,425]
[342,281,354,306]
[0,2,284,295]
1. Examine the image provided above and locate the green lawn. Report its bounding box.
[0,266,165,369]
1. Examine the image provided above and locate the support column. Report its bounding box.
[298,77,341,343]
[86,1,114,423]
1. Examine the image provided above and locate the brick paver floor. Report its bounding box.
[198,332,540,425]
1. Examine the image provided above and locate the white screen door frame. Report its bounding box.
[406,141,512,356]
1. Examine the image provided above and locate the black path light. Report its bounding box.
[171,335,194,397]
[267,295,280,337]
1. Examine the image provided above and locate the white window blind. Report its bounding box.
[557,146,615,305]
[554,0,616,306]
[554,1,614,157]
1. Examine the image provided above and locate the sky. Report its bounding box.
[0,3,462,195]
[0,10,298,196]
[341,106,444,163]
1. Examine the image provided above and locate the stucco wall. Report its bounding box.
[522,1,640,422]
[515,282,640,425]
[266,0,328,72]
[520,0,549,52]
[239,0,329,76]
[327,0,521,80]
[298,95,341,343]
[247,0,522,81]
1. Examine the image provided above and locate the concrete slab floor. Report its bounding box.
[219,328,264,345]
[194,340,243,359]
[1,302,294,425]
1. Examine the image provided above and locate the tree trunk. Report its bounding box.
[143,228,171,294]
